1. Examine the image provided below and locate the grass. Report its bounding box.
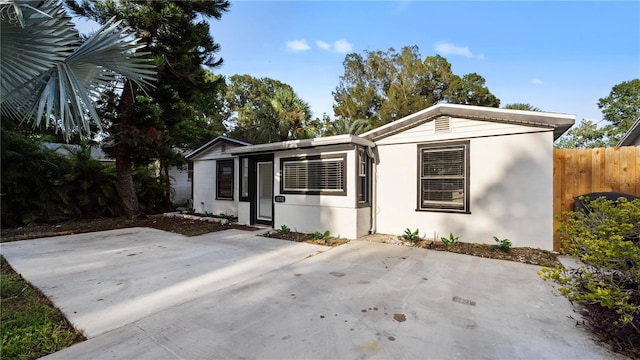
[1,256,85,359]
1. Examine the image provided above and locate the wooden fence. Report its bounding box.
[553,147,640,251]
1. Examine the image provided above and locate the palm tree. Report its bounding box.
[322,117,372,136]
[269,88,317,141]
[503,103,541,111]
[0,0,154,140]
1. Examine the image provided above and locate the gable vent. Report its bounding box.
[434,117,451,133]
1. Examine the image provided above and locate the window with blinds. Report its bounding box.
[418,141,469,212]
[281,155,346,195]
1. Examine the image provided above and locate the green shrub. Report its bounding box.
[402,228,420,243]
[441,232,459,247]
[218,213,238,222]
[493,236,512,252]
[539,196,640,357]
[308,230,331,240]
[278,225,291,234]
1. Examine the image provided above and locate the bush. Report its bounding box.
[539,196,640,357]
[402,228,420,243]
[493,236,512,252]
[441,232,459,247]
[308,230,331,240]
[278,225,291,234]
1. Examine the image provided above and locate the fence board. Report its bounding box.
[553,147,640,251]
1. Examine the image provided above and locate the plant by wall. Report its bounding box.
[402,228,420,243]
[441,232,459,247]
[539,196,640,357]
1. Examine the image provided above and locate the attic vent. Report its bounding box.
[434,117,451,133]
[221,144,227,152]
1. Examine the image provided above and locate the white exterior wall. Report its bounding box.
[271,147,369,239]
[191,142,242,216]
[374,118,555,250]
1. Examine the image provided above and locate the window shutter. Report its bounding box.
[282,158,345,193]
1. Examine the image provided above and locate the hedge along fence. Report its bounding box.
[553,147,640,251]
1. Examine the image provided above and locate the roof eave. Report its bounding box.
[361,103,576,142]
[617,117,640,146]
[229,135,375,155]
[185,136,251,160]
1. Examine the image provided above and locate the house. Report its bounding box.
[186,136,253,214]
[617,117,640,146]
[187,104,575,250]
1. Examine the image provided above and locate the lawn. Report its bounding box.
[1,256,85,360]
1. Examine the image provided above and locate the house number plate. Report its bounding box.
[274,195,286,203]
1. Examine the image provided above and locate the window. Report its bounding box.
[240,157,249,200]
[281,155,346,195]
[216,159,234,200]
[418,141,469,212]
[357,149,368,204]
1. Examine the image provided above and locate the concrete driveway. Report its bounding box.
[1,228,619,359]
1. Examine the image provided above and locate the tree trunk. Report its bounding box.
[115,80,142,219]
[160,160,172,208]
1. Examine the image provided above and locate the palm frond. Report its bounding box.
[0,0,156,140]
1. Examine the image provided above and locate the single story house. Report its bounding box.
[187,104,575,250]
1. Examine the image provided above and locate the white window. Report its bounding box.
[281,155,346,195]
[418,141,469,212]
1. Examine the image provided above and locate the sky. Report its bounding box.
[74,1,640,125]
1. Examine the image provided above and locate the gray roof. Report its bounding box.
[185,136,252,160]
[229,134,375,155]
[617,117,640,146]
[360,103,576,141]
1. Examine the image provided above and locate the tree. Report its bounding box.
[555,79,640,148]
[554,119,608,149]
[0,0,154,140]
[332,46,500,128]
[446,73,500,107]
[598,79,640,145]
[322,116,371,136]
[223,75,318,143]
[66,0,230,216]
[503,103,541,111]
[224,74,293,141]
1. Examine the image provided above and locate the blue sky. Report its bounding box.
[74,1,640,124]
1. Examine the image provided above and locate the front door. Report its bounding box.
[256,161,273,223]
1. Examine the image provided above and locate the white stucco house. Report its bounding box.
[187,104,575,250]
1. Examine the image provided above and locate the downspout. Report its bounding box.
[367,145,377,234]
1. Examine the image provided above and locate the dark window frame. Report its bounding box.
[417,140,470,213]
[280,154,347,196]
[239,157,249,202]
[357,148,370,207]
[216,159,234,200]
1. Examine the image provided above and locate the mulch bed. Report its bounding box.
[0,216,260,242]
[412,239,559,267]
[261,231,350,247]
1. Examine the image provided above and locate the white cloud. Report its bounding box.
[532,79,543,85]
[285,39,310,52]
[333,38,353,54]
[434,42,484,60]
[316,40,331,51]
